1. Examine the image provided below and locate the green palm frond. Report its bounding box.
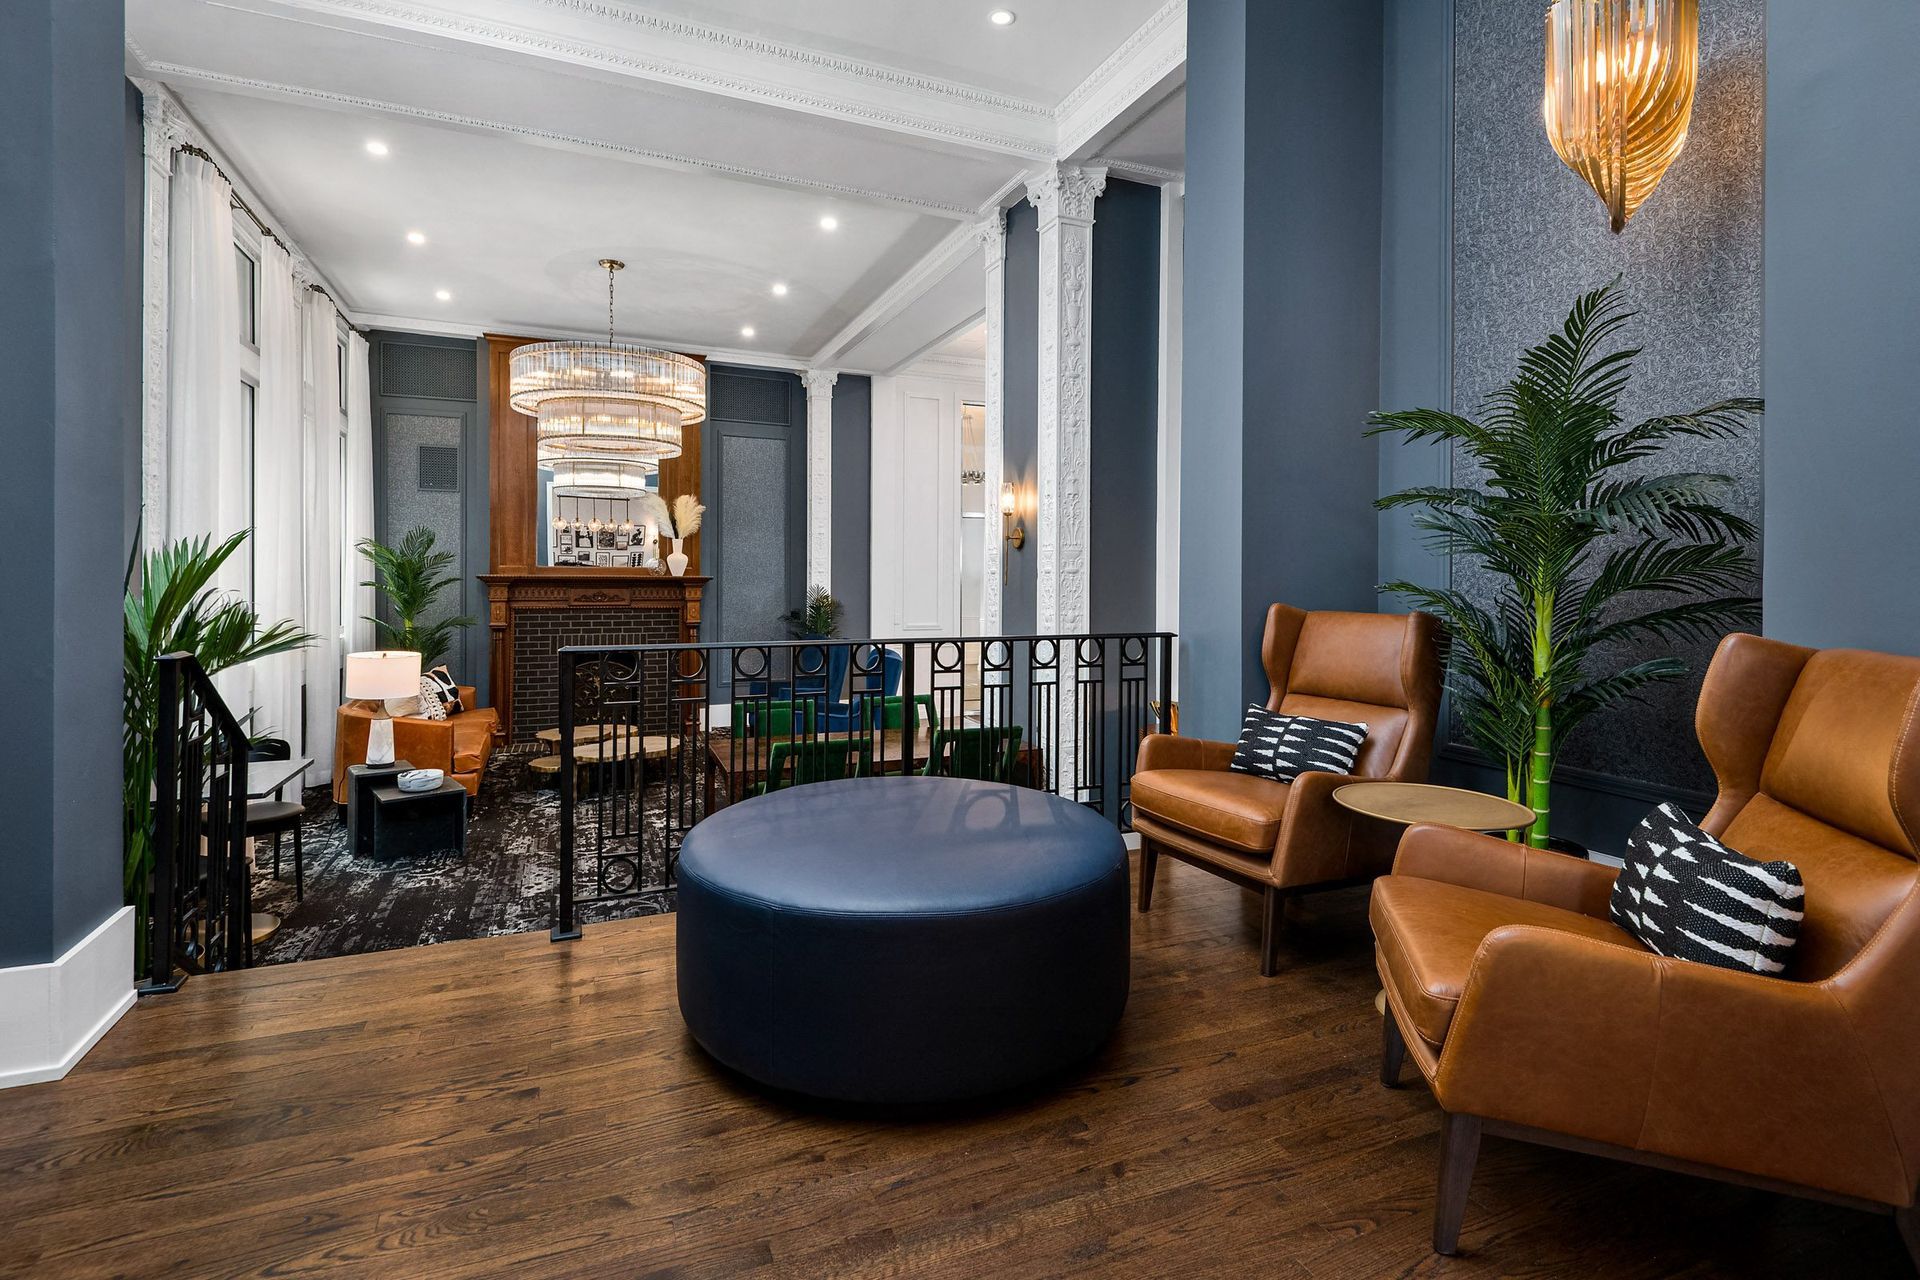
[357,526,476,668]
[1372,282,1761,846]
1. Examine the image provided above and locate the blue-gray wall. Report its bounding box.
[830,374,873,636]
[1090,177,1162,634]
[1763,0,1920,655]
[1002,200,1040,634]
[1,0,131,966]
[704,365,807,643]
[1181,0,1384,740]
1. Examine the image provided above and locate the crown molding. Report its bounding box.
[220,0,1058,158]
[140,59,978,218]
[1055,0,1187,159]
[1096,159,1185,186]
[809,219,982,367]
[357,311,812,369]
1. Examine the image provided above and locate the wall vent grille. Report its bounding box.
[710,370,792,426]
[381,341,475,401]
[417,445,460,492]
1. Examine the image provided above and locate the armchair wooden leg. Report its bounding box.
[1381,1005,1407,1088]
[1259,887,1285,977]
[1137,841,1159,912]
[293,823,304,903]
[1433,1112,1482,1256]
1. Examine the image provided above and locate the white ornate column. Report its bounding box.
[135,83,198,551]
[802,368,838,593]
[1026,163,1106,799]
[979,211,1007,636]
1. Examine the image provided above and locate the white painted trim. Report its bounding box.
[0,908,136,1091]
[1155,182,1184,687]
[980,211,1007,637]
[869,374,969,639]
[1097,159,1186,187]
[1055,0,1188,159]
[810,221,980,366]
[803,369,838,593]
[1028,163,1105,800]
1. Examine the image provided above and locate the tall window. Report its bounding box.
[235,245,258,348]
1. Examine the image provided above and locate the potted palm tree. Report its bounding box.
[124,530,311,969]
[357,526,476,669]
[1370,283,1761,849]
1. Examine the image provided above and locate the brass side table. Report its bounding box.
[1333,782,1537,1014]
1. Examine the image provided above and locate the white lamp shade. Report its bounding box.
[345,650,423,701]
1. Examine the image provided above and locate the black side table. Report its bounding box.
[346,760,411,860]
[368,780,468,861]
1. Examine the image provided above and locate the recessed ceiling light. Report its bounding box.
[406,230,427,245]
[434,289,452,302]
[818,215,839,231]
[365,139,390,157]
[989,9,1016,26]
[771,282,789,297]
[740,326,757,339]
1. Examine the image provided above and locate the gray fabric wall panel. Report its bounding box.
[702,365,806,648]
[1447,0,1763,795]
[1001,201,1040,636]
[717,434,790,642]
[830,375,873,637]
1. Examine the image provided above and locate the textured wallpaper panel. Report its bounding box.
[384,412,467,637]
[1450,0,1763,793]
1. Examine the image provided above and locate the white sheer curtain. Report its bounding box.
[164,154,243,557]
[301,293,344,783]
[164,153,247,710]
[251,240,306,746]
[342,332,377,653]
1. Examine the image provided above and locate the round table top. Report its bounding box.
[680,776,1124,916]
[1332,781,1535,833]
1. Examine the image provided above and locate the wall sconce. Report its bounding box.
[1544,0,1698,233]
[1000,481,1025,551]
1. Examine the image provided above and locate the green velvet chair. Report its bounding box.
[752,737,872,796]
[732,697,818,739]
[922,725,1022,783]
[859,693,941,733]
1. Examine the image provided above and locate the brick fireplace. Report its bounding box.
[478,571,706,742]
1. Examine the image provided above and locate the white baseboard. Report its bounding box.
[0,906,136,1090]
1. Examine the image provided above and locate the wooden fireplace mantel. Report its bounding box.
[479,570,707,741]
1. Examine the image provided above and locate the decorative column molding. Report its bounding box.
[978,210,1008,636]
[802,368,838,593]
[1026,162,1105,799]
[135,82,205,551]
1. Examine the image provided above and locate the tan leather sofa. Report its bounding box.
[332,685,500,804]
[1130,604,1442,974]
[1371,633,1920,1260]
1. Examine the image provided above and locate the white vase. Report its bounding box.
[666,538,689,577]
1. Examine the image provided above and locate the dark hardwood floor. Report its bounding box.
[3,855,1909,1278]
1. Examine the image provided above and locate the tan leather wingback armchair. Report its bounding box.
[1371,633,1920,1260]
[331,686,500,804]
[1130,604,1442,975]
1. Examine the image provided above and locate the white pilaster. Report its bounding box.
[803,368,838,593]
[1027,163,1106,799]
[978,211,1008,636]
[136,84,199,552]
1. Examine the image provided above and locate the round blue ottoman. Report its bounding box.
[676,776,1129,1105]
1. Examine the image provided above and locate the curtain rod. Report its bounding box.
[173,142,364,335]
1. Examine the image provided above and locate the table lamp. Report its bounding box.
[344,650,422,766]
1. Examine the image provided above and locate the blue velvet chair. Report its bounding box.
[823,646,904,732]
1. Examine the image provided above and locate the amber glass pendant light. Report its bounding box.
[1544,0,1699,232]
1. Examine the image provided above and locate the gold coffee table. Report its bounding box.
[1333,782,1536,1014]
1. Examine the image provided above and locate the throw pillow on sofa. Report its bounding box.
[1609,802,1804,976]
[410,676,449,721]
[1226,705,1368,784]
[424,665,464,715]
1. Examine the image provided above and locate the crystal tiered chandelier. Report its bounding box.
[510,259,706,463]
[1543,0,1699,233]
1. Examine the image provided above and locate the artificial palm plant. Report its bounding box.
[1369,283,1761,848]
[357,526,475,669]
[784,585,841,639]
[124,531,312,965]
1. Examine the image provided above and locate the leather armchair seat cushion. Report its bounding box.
[676,776,1130,1105]
[1371,874,1644,1048]
[449,711,499,776]
[1131,768,1289,855]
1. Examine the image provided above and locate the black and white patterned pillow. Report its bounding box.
[1227,705,1368,784]
[1610,803,1804,976]
[424,665,464,715]
[411,676,448,721]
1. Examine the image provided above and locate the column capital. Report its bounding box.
[802,368,840,395]
[977,209,1007,264]
[1026,164,1109,228]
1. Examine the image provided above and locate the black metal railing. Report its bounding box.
[551,632,1174,939]
[141,652,252,991]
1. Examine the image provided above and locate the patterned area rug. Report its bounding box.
[251,749,676,966]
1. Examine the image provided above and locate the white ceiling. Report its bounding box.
[129,0,1187,372]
